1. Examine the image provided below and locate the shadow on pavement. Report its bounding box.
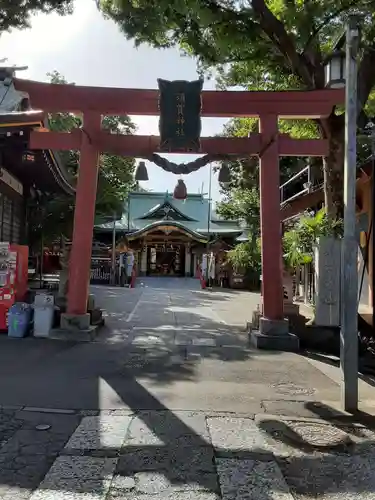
[1,281,374,497]
[0,352,375,497]
[303,351,375,389]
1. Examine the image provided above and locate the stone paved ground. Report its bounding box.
[1,407,375,499]
[0,278,374,498]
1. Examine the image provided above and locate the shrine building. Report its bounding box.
[0,110,74,246]
[94,190,245,277]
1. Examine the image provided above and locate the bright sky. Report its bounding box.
[1,0,229,200]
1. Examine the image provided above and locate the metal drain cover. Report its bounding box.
[35,424,51,431]
[282,421,352,448]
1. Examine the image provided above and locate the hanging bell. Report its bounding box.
[218,162,231,186]
[134,161,149,181]
[173,179,187,200]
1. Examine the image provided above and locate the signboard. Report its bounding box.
[158,79,203,152]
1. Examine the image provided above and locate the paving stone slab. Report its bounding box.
[339,426,375,456]
[216,458,294,499]
[192,338,217,346]
[0,485,32,500]
[117,446,215,473]
[0,412,79,494]
[103,410,134,417]
[261,400,347,419]
[208,416,356,459]
[0,411,23,446]
[206,417,276,458]
[40,455,117,481]
[279,453,375,499]
[64,416,132,452]
[31,490,106,500]
[131,335,170,346]
[125,411,211,446]
[30,456,117,499]
[15,410,81,431]
[107,492,220,499]
[109,470,219,495]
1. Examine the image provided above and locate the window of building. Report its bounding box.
[0,193,22,244]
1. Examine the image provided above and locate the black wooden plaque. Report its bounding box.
[158,79,203,152]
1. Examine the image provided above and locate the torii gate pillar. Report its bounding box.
[251,114,299,350]
[61,112,101,330]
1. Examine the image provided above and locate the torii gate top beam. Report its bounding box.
[13,78,344,119]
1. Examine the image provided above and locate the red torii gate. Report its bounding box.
[14,78,344,347]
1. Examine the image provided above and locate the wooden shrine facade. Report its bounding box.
[94,191,242,279]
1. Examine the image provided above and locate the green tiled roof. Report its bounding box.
[95,191,242,238]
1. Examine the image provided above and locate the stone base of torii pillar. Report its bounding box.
[249,268,299,351]
[250,317,299,351]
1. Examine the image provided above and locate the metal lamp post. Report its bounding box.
[324,16,360,412]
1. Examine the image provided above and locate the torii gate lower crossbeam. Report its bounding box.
[15,78,344,348]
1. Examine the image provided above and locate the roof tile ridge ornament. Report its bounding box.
[0,61,30,113]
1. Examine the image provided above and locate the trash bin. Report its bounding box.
[8,303,32,338]
[33,293,55,338]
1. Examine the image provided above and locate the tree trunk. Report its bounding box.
[322,115,344,219]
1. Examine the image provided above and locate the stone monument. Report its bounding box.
[314,236,341,327]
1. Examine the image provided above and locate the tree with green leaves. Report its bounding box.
[99,0,375,218]
[217,186,262,274]
[28,71,137,247]
[0,0,72,32]
[215,116,305,272]
[283,208,343,270]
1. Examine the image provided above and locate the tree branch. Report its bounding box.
[357,43,375,115]
[251,0,314,87]
[303,0,364,53]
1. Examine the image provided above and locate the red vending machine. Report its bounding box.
[0,243,29,331]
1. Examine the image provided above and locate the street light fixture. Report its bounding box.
[134,161,149,181]
[324,16,360,412]
[324,50,346,88]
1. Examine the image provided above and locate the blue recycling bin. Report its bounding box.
[8,303,32,338]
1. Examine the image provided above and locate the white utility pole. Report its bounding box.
[341,16,360,412]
